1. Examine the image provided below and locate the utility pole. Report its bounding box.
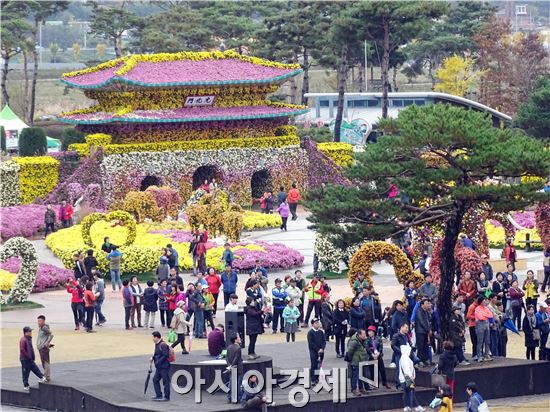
[364,40,368,92]
[39,23,42,64]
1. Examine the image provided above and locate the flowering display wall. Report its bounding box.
[0,161,21,207]
[101,146,308,205]
[14,157,59,204]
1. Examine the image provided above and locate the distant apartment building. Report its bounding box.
[496,1,534,32]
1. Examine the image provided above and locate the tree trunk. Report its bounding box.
[370,63,374,84]
[429,60,436,91]
[334,44,349,143]
[301,49,309,106]
[289,51,298,105]
[359,59,365,93]
[1,54,10,106]
[23,49,29,121]
[114,36,121,58]
[392,65,398,92]
[29,24,39,125]
[437,201,468,339]
[381,18,390,119]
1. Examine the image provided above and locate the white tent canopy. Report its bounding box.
[0,105,61,151]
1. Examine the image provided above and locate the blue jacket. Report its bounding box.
[122,286,133,307]
[350,306,366,329]
[404,287,418,308]
[168,247,179,267]
[391,310,408,334]
[153,341,170,369]
[252,266,267,278]
[107,249,122,259]
[221,270,238,294]
[277,191,287,206]
[536,310,550,334]
[222,249,234,265]
[272,287,287,309]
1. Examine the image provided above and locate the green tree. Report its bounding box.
[12,1,69,124]
[19,127,47,156]
[88,3,143,58]
[49,42,59,63]
[307,104,550,334]
[0,1,31,106]
[516,76,550,141]
[60,127,85,151]
[353,1,447,118]
[405,1,495,89]
[132,6,213,53]
[260,1,333,105]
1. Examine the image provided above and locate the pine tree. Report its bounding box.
[307,104,550,335]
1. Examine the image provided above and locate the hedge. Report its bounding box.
[0,161,21,206]
[19,127,47,156]
[318,142,354,166]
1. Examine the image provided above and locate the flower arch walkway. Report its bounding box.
[348,241,424,292]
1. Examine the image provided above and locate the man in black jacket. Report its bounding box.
[390,322,411,389]
[226,334,243,403]
[307,318,326,385]
[414,298,433,366]
[150,331,170,401]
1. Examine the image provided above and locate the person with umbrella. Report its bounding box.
[150,331,170,401]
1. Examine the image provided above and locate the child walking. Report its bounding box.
[283,299,300,342]
[277,200,290,231]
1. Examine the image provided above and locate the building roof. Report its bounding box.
[61,50,302,89]
[303,92,512,123]
[57,103,309,125]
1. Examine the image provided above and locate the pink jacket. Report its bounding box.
[474,305,493,321]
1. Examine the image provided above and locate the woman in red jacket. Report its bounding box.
[58,200,74,228]
[287,183,301,221]
[83,282,96,333]
[206,267,222,317]
[508,280,525,331]
[66,279,84,330]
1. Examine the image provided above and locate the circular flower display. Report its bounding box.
[348,241,423,292]
[0,237,39,304]
[81,211,137,248]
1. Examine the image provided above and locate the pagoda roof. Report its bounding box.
[61,51,302,89]
[57,104,308,125]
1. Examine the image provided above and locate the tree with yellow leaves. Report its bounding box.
[434,55,479,97]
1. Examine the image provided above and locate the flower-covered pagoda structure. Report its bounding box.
[58,51,310,204]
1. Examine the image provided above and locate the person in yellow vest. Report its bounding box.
[302,274,323,328]
[522,270,540,309]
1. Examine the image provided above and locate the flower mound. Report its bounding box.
[14,156,59,204]
[348,241,423,292]
[46,222,304,273]
[81,211,137,248]
[0,237,39,304]
[0,204,54,241]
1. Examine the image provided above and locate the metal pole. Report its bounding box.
[364,40,368,92]
[39,23,42,64]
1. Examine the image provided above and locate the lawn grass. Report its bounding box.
[0,300,45,312]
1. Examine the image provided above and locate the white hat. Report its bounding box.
[539,302,548,309]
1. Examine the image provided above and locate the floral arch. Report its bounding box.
[0,237,39,304]
[348,241,424,292]
[429,239,483,283]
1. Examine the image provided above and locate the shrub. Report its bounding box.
[297,125,333,143]
[19,127,47,156]
[318,142,353,166]
[145,186,182,219]
[118,191,163,223]
[1,126,6,152]
[60,128,85,151]
[222,211,244,242]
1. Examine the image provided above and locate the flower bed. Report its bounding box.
[45,221,303,274]
[14,156,59,204]
[317,142,353,166]
[0,204,53,240]
[62,50,301,88]
[0,258,72,293]
[242,211,281,230]
[0,160,21,207]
